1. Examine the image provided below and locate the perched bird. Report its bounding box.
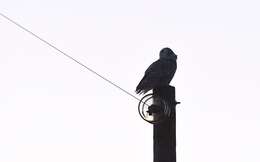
[136,47,177,94]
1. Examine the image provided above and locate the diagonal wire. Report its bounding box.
[0,12,144,104]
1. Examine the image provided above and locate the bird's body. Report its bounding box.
[136,48,177,94]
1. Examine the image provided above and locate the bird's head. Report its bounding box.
[159,47,177,60]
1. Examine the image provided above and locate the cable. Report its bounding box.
[0,12,142,103]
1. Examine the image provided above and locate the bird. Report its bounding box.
[136,47,177,94]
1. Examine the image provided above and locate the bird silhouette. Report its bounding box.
[136,47,177,94]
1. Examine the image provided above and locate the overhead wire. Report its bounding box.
[0,12,144,104]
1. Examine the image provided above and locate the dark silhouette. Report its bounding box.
[136,48,179,162]
[153,86,177,162]
[136,47,177,94]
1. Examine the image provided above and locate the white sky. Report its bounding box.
[1,0,260,162]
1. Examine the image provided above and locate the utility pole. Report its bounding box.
[153,85,177,162]
[135,47,178,162]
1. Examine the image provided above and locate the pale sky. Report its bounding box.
[1,0,260,162]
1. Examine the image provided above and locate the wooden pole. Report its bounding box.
[153,86,177,162]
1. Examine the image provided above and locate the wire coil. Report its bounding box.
[138,93,171,124]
